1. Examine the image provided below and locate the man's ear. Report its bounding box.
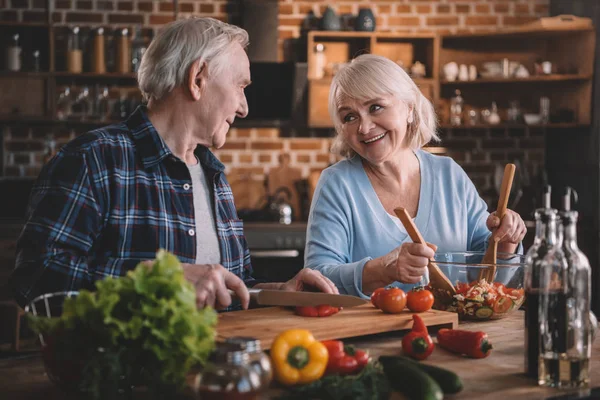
[188,60,208,101]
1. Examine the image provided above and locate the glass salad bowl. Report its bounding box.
[425,251,526,321]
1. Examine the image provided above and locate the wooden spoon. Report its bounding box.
[394,207,456,297]
[479,163,516,282]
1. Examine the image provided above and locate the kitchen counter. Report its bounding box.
[1,311,598,399]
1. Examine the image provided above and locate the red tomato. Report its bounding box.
[378,288,407,314]
[406,287,434,313]
[371,287,386,308]
[493,297,513,314]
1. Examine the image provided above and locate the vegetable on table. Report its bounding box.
[437,328,493,359]
[379,355,463,395]
[294,305,340,317]
[406,286,434,313]
[371,287,386,308]
[270,329,329,386]
[26,250,218,400]
[380,354,443,400]
[321,340,369,375]
[402,314,435,360]
[375,287,407,314]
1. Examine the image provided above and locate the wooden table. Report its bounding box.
[1,311,598,399]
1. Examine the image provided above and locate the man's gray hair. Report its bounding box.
[138,17,249,103]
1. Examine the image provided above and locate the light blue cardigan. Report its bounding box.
[304,149,521,298]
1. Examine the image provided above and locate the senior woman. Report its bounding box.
[304,54,526,298]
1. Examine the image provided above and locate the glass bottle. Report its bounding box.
[224,337,272,389]
[313,43,326,79]
[194,342,264,400]
[95,86,110,121]
[450,89,463,126]
[43,134,57,164]
[6,33,22,71]
[524,185,566,379]
[541,186,591,388]
[71,86,93,119]
[67,26,82,73]
[92,27,106,74]
[116,28,130,74]
[56,86,73,120]
[130,25,147,73]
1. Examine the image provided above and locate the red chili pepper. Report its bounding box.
[401,314,434,360]
[321,340,369,375]
[295,305,340,318]
[437,328,493,359]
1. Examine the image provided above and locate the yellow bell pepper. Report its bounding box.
[270,329,328,386]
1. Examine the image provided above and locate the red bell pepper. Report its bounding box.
[295,304,340,317]
[321,340,369,375]
[401,314,434,360]
[437,328,493,359]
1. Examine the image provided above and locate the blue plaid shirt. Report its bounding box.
[11,106,255,308]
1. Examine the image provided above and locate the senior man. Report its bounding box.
[10,17,337,311]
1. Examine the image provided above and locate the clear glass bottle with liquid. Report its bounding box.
[450,89,464,126]
[540,187,591,388]
[524,185,567,380]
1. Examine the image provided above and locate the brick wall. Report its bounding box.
[1,0,550,211]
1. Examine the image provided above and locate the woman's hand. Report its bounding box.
[486,209,527,245]
[384,242,435,285]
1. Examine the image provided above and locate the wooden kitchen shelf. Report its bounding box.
[53,72,138,79]
[438,123,588,130]
[0,21,50,28]
[440,74,592,85]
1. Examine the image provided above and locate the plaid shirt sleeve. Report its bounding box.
[10,147,102,308]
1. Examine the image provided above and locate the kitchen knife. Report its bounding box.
[229,289,368,308]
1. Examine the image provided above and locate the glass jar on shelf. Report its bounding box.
[6,33,21,71]
[71,86,93,119]
[56,86,73,120]
[67,26,83,73]
[450,89,464,126]
[116,28,130,74]
[130,25,148,73]
[94,86,111,121]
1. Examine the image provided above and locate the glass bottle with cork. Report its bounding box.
[6,33,21,71]
[524,185,567,380]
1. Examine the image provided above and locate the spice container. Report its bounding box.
[116,28,130,74]
[67,27,82,73]
[194,342,265,400]
[130,26,147,73]
[92,27,106,74]
[225,337,272,388]
[6,33,21,71]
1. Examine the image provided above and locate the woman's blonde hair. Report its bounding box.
[328,54,439,158]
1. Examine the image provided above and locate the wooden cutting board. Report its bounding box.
[217,304,458,349]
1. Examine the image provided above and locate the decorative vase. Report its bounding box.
[355,8,376,32]
[320,7,341,31]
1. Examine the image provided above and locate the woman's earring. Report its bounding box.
[407,113,413,124]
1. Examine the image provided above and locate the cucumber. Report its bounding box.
[379,356,443,400]
[475,306,493,319]
[380,355,463,394]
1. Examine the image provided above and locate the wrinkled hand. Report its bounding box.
[385,242,436,284]
[280,268,339,294]
[486,209,526,245]
[181,263,250,310]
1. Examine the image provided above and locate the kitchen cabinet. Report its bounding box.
[307,31,439,128]
[306,22,595,129]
